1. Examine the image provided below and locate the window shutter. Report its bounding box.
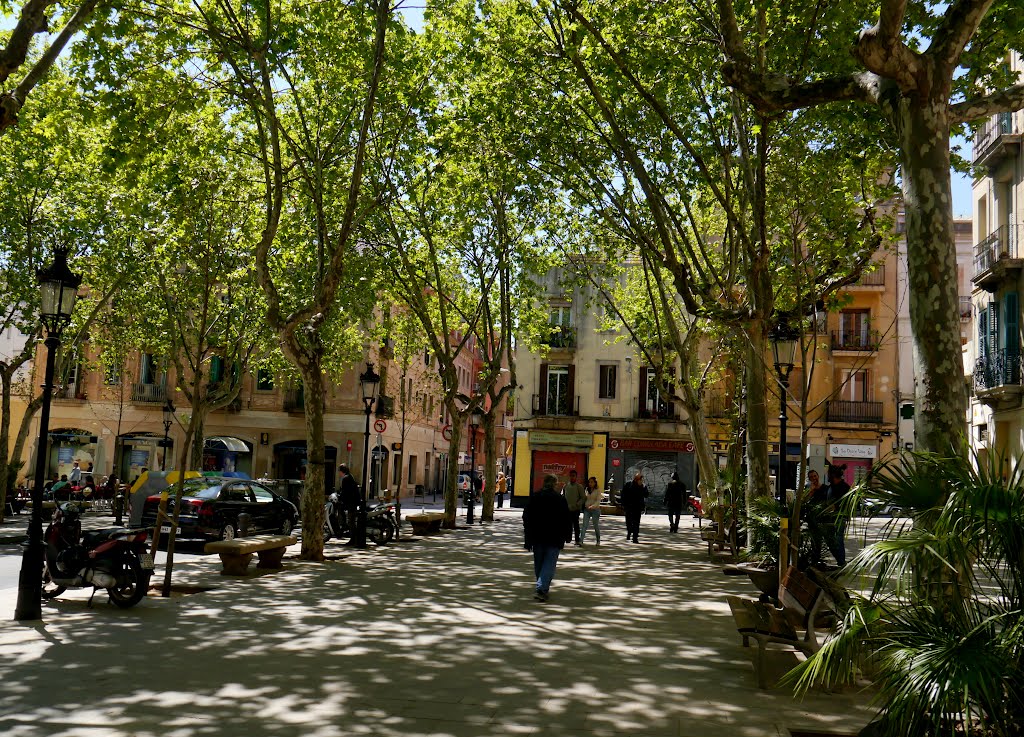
[990,300,1000,358]
[1005,293,1019,356]
[567,364,576,415]
[538,363,548,415]
[638,367,648,417]
[979,307,989,359]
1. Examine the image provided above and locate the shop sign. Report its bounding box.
[608,438,694,453]
[529,431,593,447]
[829,443,876,459]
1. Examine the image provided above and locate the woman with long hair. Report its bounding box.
[580,476,603,546]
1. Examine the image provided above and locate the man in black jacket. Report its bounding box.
[620,472,649,543]
[663,472,687,533]
[338,464,360,544]
[523,475,572,602]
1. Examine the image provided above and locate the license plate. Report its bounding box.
[160,526,181,534]
[141,553,154,570]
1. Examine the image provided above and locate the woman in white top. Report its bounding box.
[580,476,603,546]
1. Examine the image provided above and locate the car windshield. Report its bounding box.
[178,481,223,500]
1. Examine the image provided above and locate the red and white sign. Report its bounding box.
[611,458,621,467]
[373,419,387,433]
[608,438,694,453]
[609,439,619,450]
[441,424,453,441]
[346,440,353,452]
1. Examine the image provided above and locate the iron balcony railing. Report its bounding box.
[974,224,1023,275]
[831,329,880,352]
[855,266,885,286]
[826,399,883,424]
[532,393,578,417]
[54,383,87,401]
[637,398,679,420]
[960,296,973,320]
[283,388,304,412]
[973,112,1016,164]
[974,349,1023,392]
[543,325,576,349]
[703,394,734,418]
[131,381,167,403]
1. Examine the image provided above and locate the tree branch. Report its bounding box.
[950,82,1024,125]
[927,0,995,73]
[721,62,882,112]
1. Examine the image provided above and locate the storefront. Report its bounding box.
[118,433,162,484]
[828,442,877,485]
[605,437,697,509]
[202,436,254,476]
[273,440,337,491]
[511,430,607,505]
[47,429,99,482]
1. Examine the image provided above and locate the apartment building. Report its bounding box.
[968,54,1024,465]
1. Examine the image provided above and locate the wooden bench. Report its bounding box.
[701,516,739,559]
[204,534,297,575]
[405,512,444,535]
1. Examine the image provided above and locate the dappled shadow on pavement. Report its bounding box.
[0,511,875,736]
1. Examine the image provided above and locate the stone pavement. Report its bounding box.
[0,508,877,737]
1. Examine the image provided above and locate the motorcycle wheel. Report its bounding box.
[367,521,387,546]
[220,524,236,541]
[41,563,66,600]
[109,553,149,609]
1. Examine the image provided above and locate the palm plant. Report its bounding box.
[784,450,1024,737]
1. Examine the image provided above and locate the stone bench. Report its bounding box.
[204,534,297,575]
[405,512,444,536]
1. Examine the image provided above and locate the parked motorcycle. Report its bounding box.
[42,502,154,608]
[323,493,395,546]
[367,502,399,544]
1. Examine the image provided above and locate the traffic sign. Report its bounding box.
[373,419,387,433]
[346,439,353,452]
[441,424,452,441]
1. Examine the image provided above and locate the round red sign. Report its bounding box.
[441,424,453,442]
[346,439,353,451]
[373,419,387,433]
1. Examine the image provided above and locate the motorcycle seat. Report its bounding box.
[82,527,132,547]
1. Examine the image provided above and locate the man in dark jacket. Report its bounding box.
[338,464,360,544]
[824,465,851,567]
[620,472,649,543]
[663,472,687,533]
[523,474,572,602]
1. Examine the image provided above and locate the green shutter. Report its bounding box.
[990,300,999,358]
[1005,293,1019,356]
[979,307,989,359]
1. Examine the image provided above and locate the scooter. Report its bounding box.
[41,501,154,608]
[323,493,393,546]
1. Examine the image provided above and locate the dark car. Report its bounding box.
[141,477,298,541]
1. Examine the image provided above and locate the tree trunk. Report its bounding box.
[481,413,496,522]
[891,96,968,452]
[188,409,206,472]
[298,361,327,561]
[680,387,720,503]
[744,322,771,508]
[443,419,463,528]
[0,369,13,522]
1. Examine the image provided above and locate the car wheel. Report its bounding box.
[221,524,236,541]
[281,518,294,536]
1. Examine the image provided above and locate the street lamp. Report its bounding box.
[15,246,81,621]
[161,399,175,471]
[467,408,483,525]
[770,319,800,506]
[355,362,380,548]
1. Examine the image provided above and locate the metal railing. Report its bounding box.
[636,398,679,420]
[131,382,167,403]
[543,325,576,349]
[974,224,1023,274]
[283,389,304,412]
[831,330,880,351]
[973,112,1016,164]
[826,399,883,424]
[703,394,734,418]
[855,266,885,286]
[532,393,578,417]
[974,349,1023,392]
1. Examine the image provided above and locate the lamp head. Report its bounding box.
[37,246,81,336]
[360,362,381,404]
[769,319,800,371]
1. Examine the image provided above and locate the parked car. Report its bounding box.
[141,477,298,541]
[457,473,485,499]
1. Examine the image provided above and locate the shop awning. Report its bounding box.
[205,436,251,452]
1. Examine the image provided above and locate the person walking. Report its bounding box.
[663,472,687,533]
[497,472,507,508]
[824,465,852,567]
[338,464,360,545]
[580,476,602,546]
[523,474,572,602]
[562,469,586,546]
[69,460,82,487]
[620,472,649,543]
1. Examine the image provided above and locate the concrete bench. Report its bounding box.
[405,512,444,535]
[204,534,297,575]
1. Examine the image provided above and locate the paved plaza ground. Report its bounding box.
[0,506,877,737]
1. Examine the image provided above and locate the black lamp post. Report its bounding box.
[161,399,175,471]
[15,246,81,621]
[355,362,380,548]
[467,408,483,525]
[770,320,800,507]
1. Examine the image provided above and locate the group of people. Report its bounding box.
[40,460,122,503]
[522,469,691,601]
[804,464,852,567]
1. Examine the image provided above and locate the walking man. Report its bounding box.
[663,472,687,533]
[562,469,586,546]
[620,472,649,543]
[523,474,572,602]
[338,464,360,545]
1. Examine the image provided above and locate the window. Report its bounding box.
[252,486,273,503]
[256,369,274,391]
[104,363,122,386]
[209,356,224,385]
[839,310,871,348]
[408,455,418,483]
[598,363,617,399]
[547,365,570,415]
[547,305,575,348]
[140,354,159,385]
[840,369,870,401]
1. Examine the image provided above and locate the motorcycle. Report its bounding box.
[42,502,154,608]
[367,502,399,544]
[323,492,395,546]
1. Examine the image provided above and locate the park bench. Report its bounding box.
[405,512,444,535]
[701,515,739,559]
[204,534,297,575]
[726,566,840,688]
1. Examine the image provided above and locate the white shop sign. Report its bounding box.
[829,443,876,459]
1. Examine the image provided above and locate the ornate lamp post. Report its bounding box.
[355,362,380,548]
[467,408,483,525]
[160,399,175,471]
[770,320,800,506]
[15,246,81,621]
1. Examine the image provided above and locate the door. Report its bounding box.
[250,483,277,532]
[220,482,254,533]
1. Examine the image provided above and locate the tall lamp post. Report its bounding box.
[355,362,380,549]
[15,246,81,621]
[160,399,175,471]
[770,320,800,506]
[467,408,483,525]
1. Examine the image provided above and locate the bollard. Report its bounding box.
[113,493,124,525]
[237,512,252,537]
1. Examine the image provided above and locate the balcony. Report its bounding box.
[283,389,304,413]
[131,382,167,404]
[973,224,1024,292]
[831,330,880,352]
[543,325,576,349]
[53,383,87,402]
[826,399,883,424]
[703,394,734,418]
[532,393,578,417]
[636,399,680,421]
[974,349,1024,410]
[973,112,1021,169]
[960,296,973,321]
[852,265,885,287]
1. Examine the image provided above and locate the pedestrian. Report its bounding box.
[69,460,82,486]
[824,465,852,567]
[338,464,360,545]
[580,475,602,546]
[663,472,687,533]
[522,474,572,602]
[620,472,649,543]
[562,469,586,546]
[805,469,827,503]
[497,472,507,508]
